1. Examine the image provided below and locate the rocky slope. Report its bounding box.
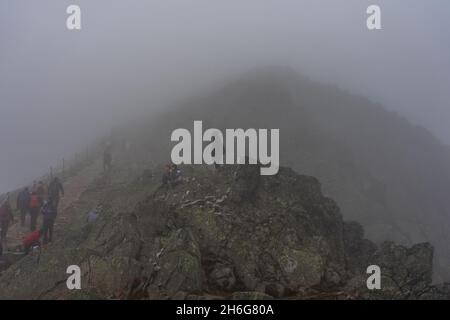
[113,67,450,280]
[0,161,446,299]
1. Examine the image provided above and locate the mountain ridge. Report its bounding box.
[1,160,448,299]
[113,67,450,280]
[1,67,450,298]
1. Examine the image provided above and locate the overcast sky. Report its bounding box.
[0,0,449,193]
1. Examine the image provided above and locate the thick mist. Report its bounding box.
[0,0,449,193]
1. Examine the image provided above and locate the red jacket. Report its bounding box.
[23,230,41,247]
[29,195,41,209]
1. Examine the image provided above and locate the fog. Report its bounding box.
[0,0,449,193]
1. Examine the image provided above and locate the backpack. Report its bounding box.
[23,230,41,247]
[30,195,40,208]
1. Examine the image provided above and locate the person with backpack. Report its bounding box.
[29,191,42,231]
[48,177,64,209]
[22,229,42,255]
[0,201,14,247]
[16,187,31,227]
[41,198,57,244]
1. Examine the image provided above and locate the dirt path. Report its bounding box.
[4,161,100,250]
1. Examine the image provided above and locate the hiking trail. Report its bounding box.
[5,161,101,250]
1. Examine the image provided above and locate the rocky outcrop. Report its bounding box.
[343,221,377,277]
[119,67,450,281]
[365,242,434,299]
[0,164,447,299]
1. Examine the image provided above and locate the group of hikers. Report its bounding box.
[1,138,209,261]
[0,177,64,256]
[162,164,182,187]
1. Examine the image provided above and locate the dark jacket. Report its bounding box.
[48,179,64,199]
[41,201,57,221]
[16,190,31,210]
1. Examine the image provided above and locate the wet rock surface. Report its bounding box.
[0,164,448,299]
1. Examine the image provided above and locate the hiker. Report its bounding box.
[36,181,46,199]
[41,198,57,244]
[162,164,182,187]
[171,164,182,183]
[162,164,172,185]
[16,187,31,227]
[22,229,42,255]
[0,201,14,247]
[29,191,42,231]
[48,177,64,208]
[103,144,112,171]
